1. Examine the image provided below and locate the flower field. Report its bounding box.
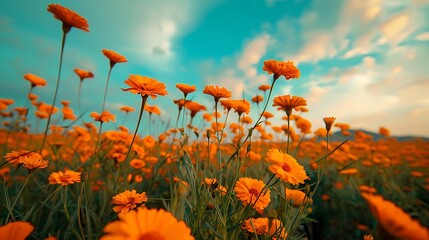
[1,3,429,240]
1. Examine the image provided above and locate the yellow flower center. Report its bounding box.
[138,232,165,240]
[282,163,291,172]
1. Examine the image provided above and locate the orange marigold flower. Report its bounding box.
[0,99,14,106]
[90,110,116,123]
[48,170,81,186]
[102,49,127,67]
[176,83,196,97]
[258,84,271,92]
[4,151,34,165]
[273,95,307,117]
[285,188,312,207]
[262,111,274,119]
[24,73,47,88]
[263,59,300,81]
[47,4,89,33]
[0,221,34,240]
[203,113,212,122]
[111,190,148,213]
[252,95,264,104]
[120,105,135,113]
[234,177,271,213]
[145,105,161,115]
[241,115,252,124]
[203,85,232,102]
[339,168,359,175]
[265,148,309,185]
[142,135,156,149]
[363,235,374,240]
[74,68,94,81]
[203,178,227,196]
[361,193,429,240]
[379,127,391,137]
[122,75,167,99]
[231,99,251,116]
[242,218,287,238]
[185,101,207,118]
[130,159,145,169]
[101,207,194,240]
[296,118,312,134]
[323,117,336,133]
[220,99,235,112]
[21,152,48,170]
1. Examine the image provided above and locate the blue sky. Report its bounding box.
[1,0,429,137]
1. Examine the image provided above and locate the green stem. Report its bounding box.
[40,31,68,153]
[6,173,31,222]
[124,95,148,166]
[77,182,86,240]
[62,188,82,240]
[310,134,329,198]
[101,66,113,113]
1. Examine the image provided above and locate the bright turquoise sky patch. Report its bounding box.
[1,0,428,137]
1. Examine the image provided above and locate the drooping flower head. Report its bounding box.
[101,207,194,240]
[265,148,309,185]
[48,170,81,186]
[263,60,300,81]
[234,177,271,213]
[273,95,307,117]
[122,75,168,99]
[47,4,89,33]
[102,49,127,68]
[24,74,47,88]
[111,189,148,213]
[203,85,232,103]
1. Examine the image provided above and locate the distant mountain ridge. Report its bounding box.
[327,129,429,142]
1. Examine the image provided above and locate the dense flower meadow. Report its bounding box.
[1,3,429,240]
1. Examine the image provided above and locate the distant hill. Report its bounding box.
[325,129,429,142]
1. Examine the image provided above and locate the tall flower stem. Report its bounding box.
[310,134,329,198]
[93,122,104,156]
[40,31,67,153]
[78,80,83,114]
[287,117,290,154]
[101,66,113,113]
[6,173,31,222]
[62,187,82,240]
[124,95,148,165]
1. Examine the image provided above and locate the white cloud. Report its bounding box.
[380,13,412,45]
[416,32,429,41]
[125,0,219,70]
[238,34,271,77]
